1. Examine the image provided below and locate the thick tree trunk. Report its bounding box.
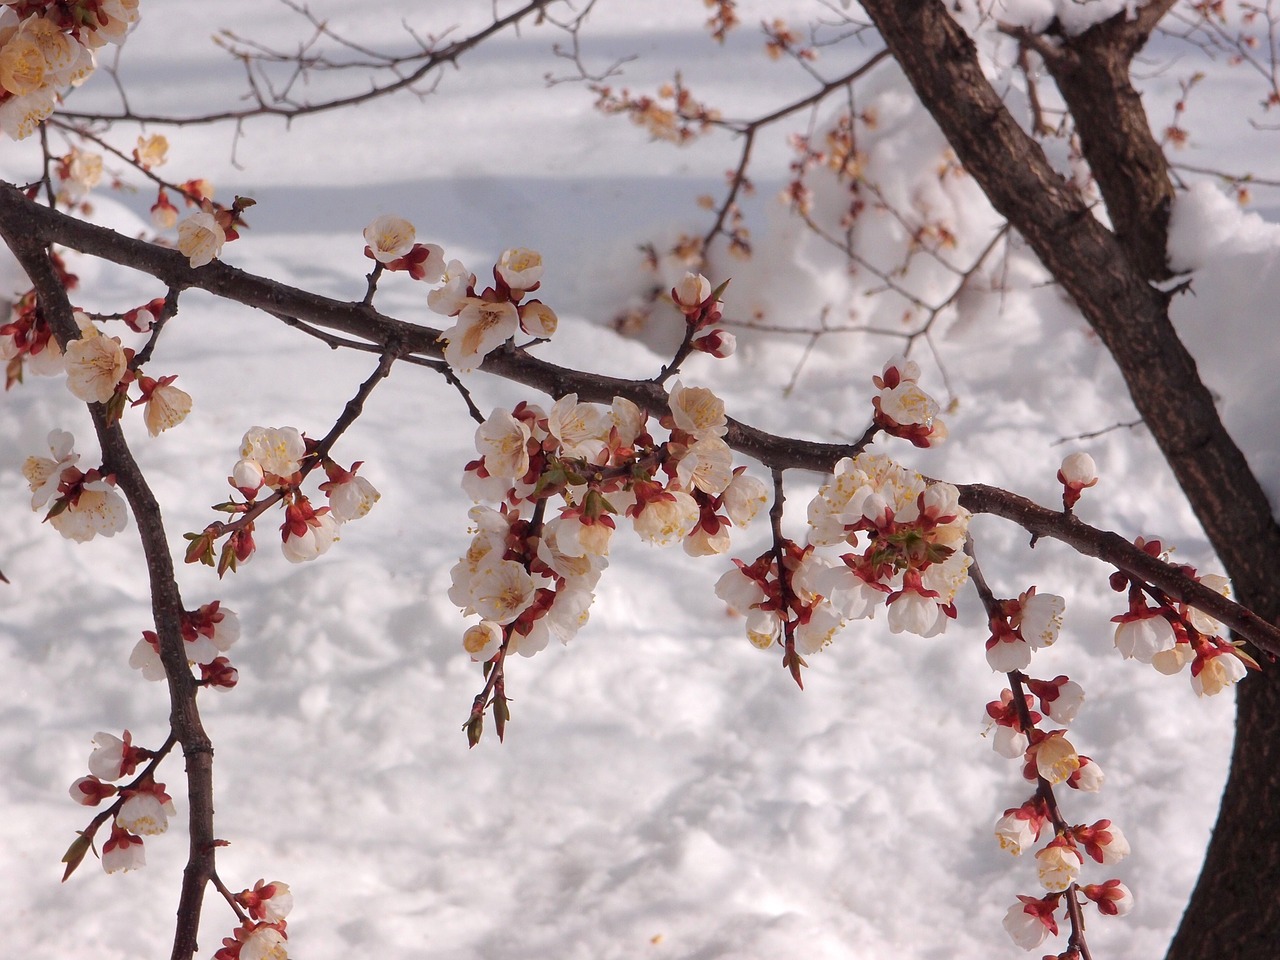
[856,2,1280,957]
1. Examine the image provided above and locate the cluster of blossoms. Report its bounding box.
[669,271,736,359]
[129,600,240,688]
[981,580,1133,952]
[361,215,560,373]
[0,0,139,140]
[22,428,126,541]
[67,729,170,873]
[453,380,767,675]
[213,880,293,960]
[185,425,379,574]
[4,271,191,433]
[174,192,253,268]
[1109,537,1252,696]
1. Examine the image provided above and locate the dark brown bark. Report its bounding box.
[0,225,216,960]
[857,2,1280,956]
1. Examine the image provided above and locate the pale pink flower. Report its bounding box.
[878,382,939,426]
[794,604,845,654]
[1187,573,1231,636]
[22,428,78,509]
[1191,648,1249,697]
[667,379,727,439]
[1043,678,1085,725]
[471,560,537,625]
[441,298,519,372]
[88,732,130,782]
[363,214,416,263]
[994,808,1043,856]
[240,880,294,923]
[326,474,380,522]
[281,511,340,563]
[239,923,288,960]
[1002,898,1054,950]
[496,247,544,290]
[548,394,607,461]
[715,566,766,615]
[117,789,176,836]
[177,211,226,268]
[1036,838,1083,892]
[102,825,145,874]
[0,85,56,139]
[240,426,306,479]
[1152,641,1195,676]
[427,260,472,316]
[1059,451,1097,486]
[745,606,781,649]
[1114,611,1176,663]
[69,775,115,806]
[986,632,1032,673]
[1082,880,1134,917]
[675,436,734,495]
[631,491,699,546]
[1033,731,1080,785]
[50,480,128,542]
[128,633,165,680]
[1068,756,1105,792]
[1014,590,1065,648]
[672,272,711,310]
[462,620,504,661]
[64,333,127,403]
[722,472,767,526]
[992,724,1029,759]
[887,587,945,637]
[134,134,168,169]
[142,379,192,436]
[232,457,266,495]
[519,300,558,337]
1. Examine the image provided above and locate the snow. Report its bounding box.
[0,2,1271,958]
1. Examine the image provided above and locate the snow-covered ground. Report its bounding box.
[2,2,1276,957]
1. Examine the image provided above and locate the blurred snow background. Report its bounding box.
[1,1,1276,957]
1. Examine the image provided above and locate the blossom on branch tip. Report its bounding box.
[1058,452,1098,510]
[1002,895,1058,950]
[88,730,145,782]
[69,775,115,806]
[177,211,226,268]
[240,426,306,482]
[133,134,168,170]
[1191,644,1250,697]
[321,462,380,522]
[134,374,192,436]
[238,880,294,923]
[102,823,145,874]
[1081,879,1134,917]
[1067,756,1104,793]
[519,299,557,337]
[1074,819,1130,864]
[463,620,504,662]
[363,214,416,263]
[496,247,544,291]
[280,500,340,563]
